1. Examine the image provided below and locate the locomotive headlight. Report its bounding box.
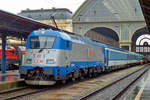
[46,59,55,64]
[26,59,32,64]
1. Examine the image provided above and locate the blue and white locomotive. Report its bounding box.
[19,29,144,85]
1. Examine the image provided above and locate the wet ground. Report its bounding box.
[0,67,149,100]
[128,68,150,100]
[0,70,20,82]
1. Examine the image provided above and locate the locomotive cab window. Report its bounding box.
[30,36,56,49]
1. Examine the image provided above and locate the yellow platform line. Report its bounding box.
[134,70,150,100]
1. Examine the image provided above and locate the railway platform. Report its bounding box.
[133,68,150,100]
[0,70,25,92]
[0,70,19,82]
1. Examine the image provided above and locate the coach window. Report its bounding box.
[7,47,11,49]
[66,41,69,48]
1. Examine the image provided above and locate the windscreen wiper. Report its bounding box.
[39,48,44,53]
[38,38,47,53]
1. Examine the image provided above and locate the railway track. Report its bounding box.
[30,64,148,100]
[0,86,51,100]
[0,65,148,100]
[78,65,148,100]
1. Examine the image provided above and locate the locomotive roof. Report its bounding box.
[29,29,71,40]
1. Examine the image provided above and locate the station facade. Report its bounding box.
[72,0,147,52]
[18,8,73,32]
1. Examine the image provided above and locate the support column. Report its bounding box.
[1,35,6,73]
[129,44,131,51]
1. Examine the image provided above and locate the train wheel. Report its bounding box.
[61,80,66,84]
[80,75,84,80]
[88,68,93,78]
[93,68,98,77]
[97,67,101,73]
[72,78,76,82]
[79,70,84,80]
[89,74,92,77]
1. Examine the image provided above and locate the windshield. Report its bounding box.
[30,36,55,49]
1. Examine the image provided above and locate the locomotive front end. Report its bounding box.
[19,29,71,85]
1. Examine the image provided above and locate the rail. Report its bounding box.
[78,66,148,100]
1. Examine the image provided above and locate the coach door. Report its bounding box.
[104,48,109,67]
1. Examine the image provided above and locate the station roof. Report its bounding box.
[18,8,72,20]
[139,0,150,31]
[0,10,74,39]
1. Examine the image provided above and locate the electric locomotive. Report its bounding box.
[19,29,144,85]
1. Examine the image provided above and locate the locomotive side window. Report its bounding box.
[128,54,136,60]
[7,47,11,49]
[30,36,56,49]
